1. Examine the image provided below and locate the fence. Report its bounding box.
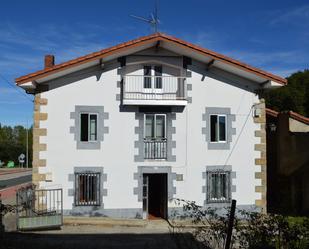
[16,187,63,230]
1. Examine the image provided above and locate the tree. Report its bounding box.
[0,124,32,167]
[264,69,309,117]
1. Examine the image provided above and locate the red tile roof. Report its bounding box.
[288,111,309,125]
[266,108,309,125]
[15,32,287,85]
[266,108,279,118]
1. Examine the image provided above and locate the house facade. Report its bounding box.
[16,33,286,219]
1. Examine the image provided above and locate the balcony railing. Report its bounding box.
[144,138,167,160]
[123,75,187,103]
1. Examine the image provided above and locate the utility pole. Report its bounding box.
[225,199,237,249]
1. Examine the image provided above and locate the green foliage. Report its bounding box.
[0,124,32,167]
[171,199,309,249]
[237,210,309,249]
[264,69,309,117]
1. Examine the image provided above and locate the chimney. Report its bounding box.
[44,55,55,69]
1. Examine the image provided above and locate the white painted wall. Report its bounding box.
[38,50,261,214]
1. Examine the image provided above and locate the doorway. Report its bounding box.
[142,173,168,219]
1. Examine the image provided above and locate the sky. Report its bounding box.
[0,0,308,126]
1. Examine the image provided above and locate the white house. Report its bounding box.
[16,33,286,219]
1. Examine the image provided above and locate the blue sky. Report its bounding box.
[0,0,308,126]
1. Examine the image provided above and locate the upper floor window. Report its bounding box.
[206,170,231,203]
[80,113,98,142]
[143,65,162,89]
[144,114,166,139]
[210,114,226,142]
[144,114,167,160]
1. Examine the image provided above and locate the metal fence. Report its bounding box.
[144,138,167,159]
[16,187,63,230]
[123,75,187,101]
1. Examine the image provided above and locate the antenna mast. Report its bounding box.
[130,0,160,33]
[154,0,158,32]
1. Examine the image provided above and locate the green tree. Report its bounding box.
[0,124,32,167]
[264,69,309,117]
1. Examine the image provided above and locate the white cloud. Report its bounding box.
[185,30,307,78]
[266,68,305,78]
[222,50,304,67]
[270,5,309,25]
[0,23,111,81]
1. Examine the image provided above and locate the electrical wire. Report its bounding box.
[0,73,33,103]
[223,105,254,167]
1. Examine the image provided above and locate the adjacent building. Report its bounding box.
[266,108,309,215]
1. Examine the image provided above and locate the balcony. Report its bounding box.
[144,138,167,160]
[122,75,188,106]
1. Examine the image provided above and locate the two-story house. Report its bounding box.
[16,33,286,219]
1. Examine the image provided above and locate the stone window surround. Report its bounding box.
[202,165,236,206]
[70,105,109,150]
[134,111,176,162]
[202,107,236,150]
[68,166,107,209]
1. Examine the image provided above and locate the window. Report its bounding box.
[144,114,167,159]
[143,65,162,89]
[145,114,166,139]
[75,172,100,206]
[144,66,151,88]
[80,113,98,142]
[210,115,226,142]
[154,66,162,89]
[206,171,231,203]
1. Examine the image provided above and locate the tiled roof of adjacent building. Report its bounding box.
[266,108,309,125]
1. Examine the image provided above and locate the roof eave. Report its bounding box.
[15,33,288,86]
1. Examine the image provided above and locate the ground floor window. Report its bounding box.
[75,172,101,206]
[206,170,231,203]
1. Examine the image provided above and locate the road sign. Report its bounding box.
[18,154,25,164]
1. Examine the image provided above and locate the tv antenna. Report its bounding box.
[130,0,160,32]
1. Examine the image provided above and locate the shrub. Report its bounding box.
[170,199,309,249]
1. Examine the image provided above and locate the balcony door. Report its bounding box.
[144,114,167,159]
[143,65,163,99]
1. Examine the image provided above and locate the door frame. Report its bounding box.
[142,173,168,219]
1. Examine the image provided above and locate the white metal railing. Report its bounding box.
[123,75,187,101]
[144,138,167,159]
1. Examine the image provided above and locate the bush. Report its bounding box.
[170,199,309,249]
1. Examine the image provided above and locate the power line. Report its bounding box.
[223,106,253,166]
[0,73,33,103]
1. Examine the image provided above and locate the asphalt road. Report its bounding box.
[0,175,32,189]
